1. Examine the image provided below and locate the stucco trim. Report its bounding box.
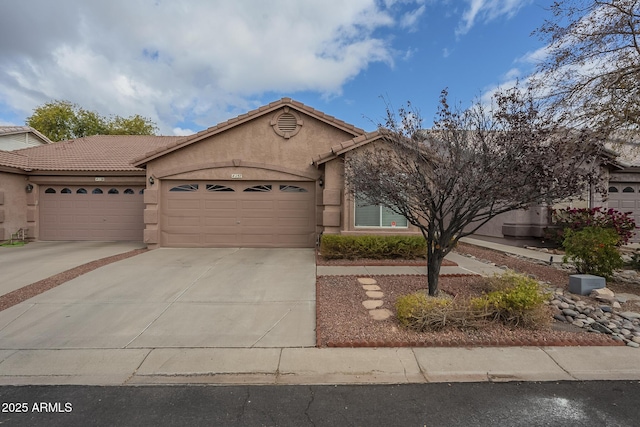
[155,161,320,180]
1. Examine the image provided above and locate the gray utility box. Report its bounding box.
[568,274,606,296]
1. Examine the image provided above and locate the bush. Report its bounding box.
[470,273,551,329]
[320,234,426,260]
[395,273,552,331]
[545,207,636,246]
[562,227,623,279]
[476,275,550,327]
[395,292,482,331]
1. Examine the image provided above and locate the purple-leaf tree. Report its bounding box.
[344,88,605,296]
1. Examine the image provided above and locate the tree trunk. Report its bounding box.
[426,237,444,296]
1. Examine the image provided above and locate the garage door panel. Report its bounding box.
[609,182,640,242]
[40,186,144,241]
[162,180,315,247]
[203,217,237,226]
[204,200,237,209]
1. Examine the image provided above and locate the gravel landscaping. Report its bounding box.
[316,242,640,348]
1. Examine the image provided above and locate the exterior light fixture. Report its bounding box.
[318,176,324,187]
[25,184,34,193]
[149,176,155,185]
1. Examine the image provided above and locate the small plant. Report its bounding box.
[470,273,551,329]
[320,234,426,260]
[395,292,487,331]
[562,227,623,279]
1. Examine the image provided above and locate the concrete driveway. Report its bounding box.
[0,241,145,296]
[0,248,316,349]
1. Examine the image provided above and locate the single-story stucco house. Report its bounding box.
[0,98,638,247]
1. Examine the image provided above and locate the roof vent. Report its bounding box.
[271,107,303,139]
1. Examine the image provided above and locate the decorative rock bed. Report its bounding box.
[548,286,640,348]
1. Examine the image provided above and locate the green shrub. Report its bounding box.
[395,292,451,328]
[320,234,426,260]
[470,273,550,328]
[562,227,623,279]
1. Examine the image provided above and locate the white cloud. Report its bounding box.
[456,0,532,36]
[400,5,426,30]
[0,0,426,134]
[172,127,194,136]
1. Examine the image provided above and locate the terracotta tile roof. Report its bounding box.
[0,150,30,170]
[2,135,181,172]
[312,130,386,165]
[133,98,366,166]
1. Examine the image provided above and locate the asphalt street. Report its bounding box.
[0,381,638,426]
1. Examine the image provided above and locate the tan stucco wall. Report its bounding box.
[0,171,28,241]
[143,108,360,247]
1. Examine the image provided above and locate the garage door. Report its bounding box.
[161,181,316,247]
[607,182,640,242]
[39,185,145,241]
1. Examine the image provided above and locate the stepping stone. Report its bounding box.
[366,291,384,299]
[357,278,378,285]
[369,309,393,321]
[362,300,383,309]
[362,284,381,291]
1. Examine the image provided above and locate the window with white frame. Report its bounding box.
[354,196,408,228]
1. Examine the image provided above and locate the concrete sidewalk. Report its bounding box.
[0,345,638,385]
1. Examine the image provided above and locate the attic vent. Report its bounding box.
[278,113,297,133]
[271,107,303,139]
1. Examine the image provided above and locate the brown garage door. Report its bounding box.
[607,182,640,242]
[39,185,145,241]
[161,181,316,247]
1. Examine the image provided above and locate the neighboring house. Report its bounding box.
[0,98,638,246]
[0,126,51,151]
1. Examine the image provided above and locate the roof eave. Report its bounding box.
[134,98,366,167]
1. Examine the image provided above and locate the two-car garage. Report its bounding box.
[160,180,316,248]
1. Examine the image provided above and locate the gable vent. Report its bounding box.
[277,113,298,133]
[271,107,303,139]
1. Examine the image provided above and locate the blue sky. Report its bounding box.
[0,0,551,136]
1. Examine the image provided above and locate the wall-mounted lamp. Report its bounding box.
[318,176,324,187]
[149,176,155,185]
[25,183,34,193]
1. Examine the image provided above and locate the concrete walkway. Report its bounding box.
[1,240,640,385]
[0,346,638,385]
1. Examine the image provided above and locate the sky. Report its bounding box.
[0,0,553,136]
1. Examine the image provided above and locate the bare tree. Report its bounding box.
[532,0,640,131]
[344,88,604,296]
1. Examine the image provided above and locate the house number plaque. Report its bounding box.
[231,174,242,179]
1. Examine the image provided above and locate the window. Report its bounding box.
[45,188,56,194]
[623,186,635,193]
[609,186,619,193]
[92,188,104,194]
[355,196,408,228]
[280,185,308,192]
[108,188,119,194]
[170,184,199,192]
[77,188,87,194]
[207,184,234,192]
[61,188,72,194]
[244,185,272,192]
[124,189,135,194]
